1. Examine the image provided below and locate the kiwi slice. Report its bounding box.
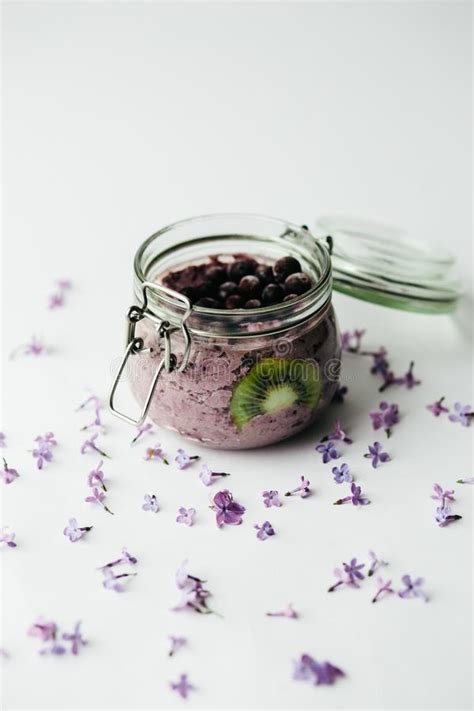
[230,357,321,430]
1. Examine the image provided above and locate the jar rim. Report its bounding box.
[133,213,332,338]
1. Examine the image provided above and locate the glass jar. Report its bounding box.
[109,214,461,449]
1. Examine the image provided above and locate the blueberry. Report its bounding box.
[255,264,274,285]
[284,272,312,295]
[178,286,199,302]
[225,294,244,309]
[283,293,299,302]
[273,256,302,282]
[227,258,257,282]
[205,265,227,285]
[243,299,262,309]
[195,297,221,309]
[218,281,238,300]
[261,283,285,305]
[238,275,261,297]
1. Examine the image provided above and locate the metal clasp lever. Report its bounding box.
[108,282,192,427]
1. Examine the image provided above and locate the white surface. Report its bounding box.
[1,2,472,710]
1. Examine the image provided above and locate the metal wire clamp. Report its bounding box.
[108,282,192,426]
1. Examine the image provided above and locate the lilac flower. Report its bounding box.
[85,487,113,515]
[1,458,19,484]
[76,394,102,411]
[80,407,105,433]
[315,441,340,463]
[170,674,195,699]
[266,604,298,619]
[81,434,110,458]
[332,385,348,403]
[130,422,154,445]
[328,558,365,592]
[28,619,57,643]
[365,346,391,377]
[323,420,352,444]
[431,483,455,505]
[63,518,93,542]
[144,443,168,464]
[87,460,106,490]
[369,401,400,437]
[398,575,428,601]
[456,477,474,485]
[57,279,72,291]
[254,521,275,541]
[175,449,200,470]
[32,432,57,470]
[449,402,474,427]
[0,432,6,448]
[10,335,47,359]
[176,507,196,526]
[210,490,245,527]
[48,280,71,310]
[285,476,311,498]
[62,622,87,655]
[99,548,138,570]
[333,482,370,506]
[198,465,230,486]
[293,654,345,686]
[102,568,137,592]
[0,527,17,548]
[372,577,394,603]
[427,396,449,417]
[435,506,462,528]
[364,441,390,468]
[142,494,159,513]
[332,463,352,484]
[169,636,186,657]
[367,550,388,577]
[391,361,421,390]
[341,329,365,353]
[0,648,9,658]
[173,560,213,614]
[262,490,282,507]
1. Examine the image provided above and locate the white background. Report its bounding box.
[1,2,472,710]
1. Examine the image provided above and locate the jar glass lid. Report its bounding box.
[315,215,462,314]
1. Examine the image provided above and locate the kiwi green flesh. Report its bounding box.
[230,357,322,430]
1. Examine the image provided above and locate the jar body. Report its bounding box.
[119,214,340,449]
[130,303,340,449]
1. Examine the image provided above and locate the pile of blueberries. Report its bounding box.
[162,255,313,310]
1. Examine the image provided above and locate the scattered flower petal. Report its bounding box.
[431,483,455,505]
[131,422,154,445]
[81,434,110,458]
[398,575,428,601]
[262,490,282,507]
[369,401,400,437]
[142,494,159,513]
[448,402,473,427]
[63,518,93,542]
[176,507,196,526]
[333,482,370,506]
[367,550,388,577]
[332,463,352,484]
[62,622,87,655]
[435,505,462,528]
[456,477,474,485]
[0,433,6,448]
[315,441,340,463]
[332,385,348,403]
[293,654,345,686]
[371,577,394,603]
[1,458,19,485]
[172,560,213,614]
[328,558,365,592]
[266,604,298,619]
[87,460,107,490]
[285,476,311,498]
[0,527,17,548]
[85,487,113,515]
[210,490,245,527]
[175,449,200,470]
[169,636,187,657]
[427,397,449,417]
[254,521,275,540]
[170,673,195,699]
[10,336,47,359]
[322,420,352,444]
[198,465,230,486]
[144,443,168,464]
[364,441,390,468]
